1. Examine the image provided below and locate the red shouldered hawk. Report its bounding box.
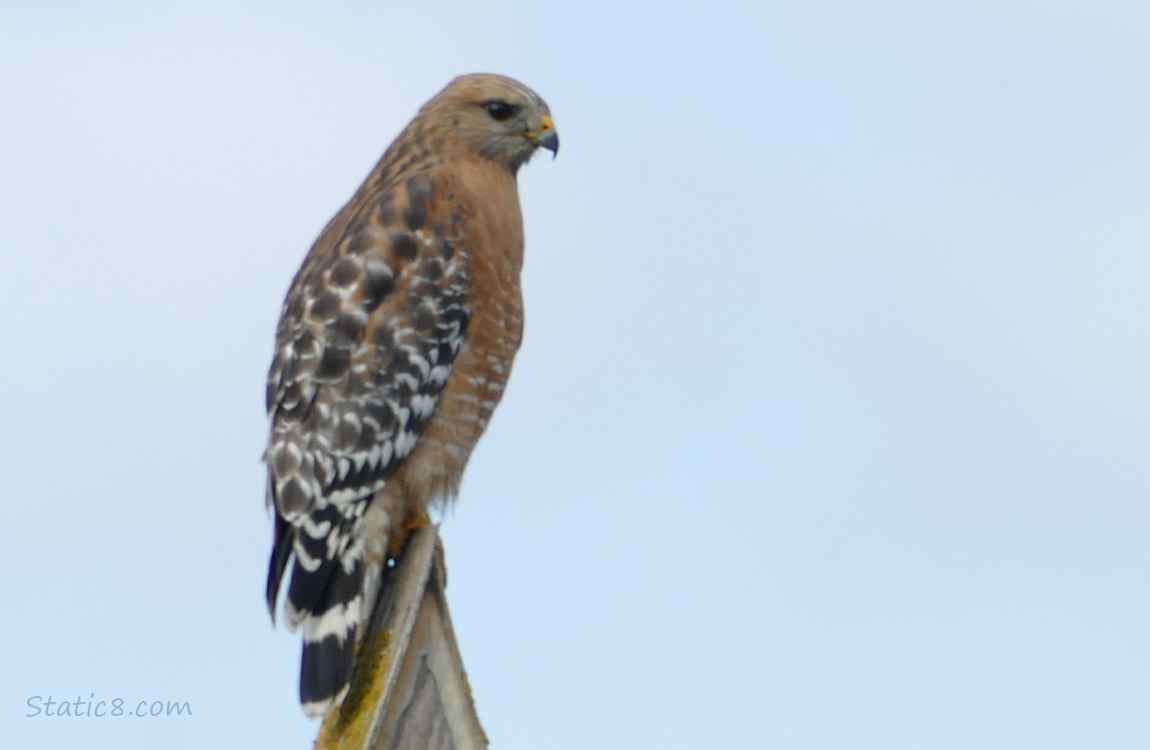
[263,74,557,717]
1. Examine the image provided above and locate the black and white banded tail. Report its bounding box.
[267,509,367,717]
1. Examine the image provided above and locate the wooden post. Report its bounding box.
[314,527,488,750]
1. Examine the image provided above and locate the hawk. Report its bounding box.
[263,73,557,717]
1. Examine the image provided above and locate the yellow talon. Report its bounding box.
[387,511,432,559]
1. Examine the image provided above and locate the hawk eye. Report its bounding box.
[485,100,517,122]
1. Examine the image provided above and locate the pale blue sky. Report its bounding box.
[2,2,1148,748]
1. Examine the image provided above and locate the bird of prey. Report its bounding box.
[263,73,557,717]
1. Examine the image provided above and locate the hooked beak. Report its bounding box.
[527,115,559,157]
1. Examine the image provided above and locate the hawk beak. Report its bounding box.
[528,115,559,157]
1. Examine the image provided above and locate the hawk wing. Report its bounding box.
[264,170,470,627]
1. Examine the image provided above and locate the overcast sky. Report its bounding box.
[3,2,1148,748]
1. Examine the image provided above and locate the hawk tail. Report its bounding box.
[267,513,367,719]
[294,554,364,718]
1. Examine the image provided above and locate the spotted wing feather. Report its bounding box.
[264,173,470,710]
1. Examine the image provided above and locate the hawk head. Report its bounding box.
[419,73,559,173]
